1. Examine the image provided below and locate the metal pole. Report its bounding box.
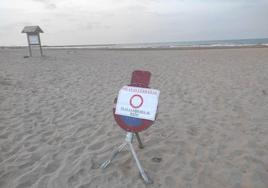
[100,142,127,169]
[126,132,152,184]
[135,133,144,149]
[100,132,153,184]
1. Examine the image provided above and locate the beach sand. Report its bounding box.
[0,47,268,188]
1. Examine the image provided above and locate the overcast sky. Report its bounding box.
[1,0,268,46]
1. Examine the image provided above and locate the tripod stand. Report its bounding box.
[100,132,153,184]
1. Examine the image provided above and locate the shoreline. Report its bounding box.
[1,44,268,51]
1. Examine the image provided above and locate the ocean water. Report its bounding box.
[46,38,268,49]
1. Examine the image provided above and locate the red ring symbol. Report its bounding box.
[129,94,143,108]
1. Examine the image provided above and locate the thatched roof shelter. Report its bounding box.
[21,26,44,34]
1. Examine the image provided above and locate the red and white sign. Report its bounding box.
[115,86,160,121]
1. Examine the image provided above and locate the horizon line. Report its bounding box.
[1,37,268,48]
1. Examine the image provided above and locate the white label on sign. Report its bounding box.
[115,86,160,121]
[29,35,39,45]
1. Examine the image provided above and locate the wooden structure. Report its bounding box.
[21,26,44,56]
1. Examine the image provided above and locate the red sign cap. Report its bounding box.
[130,70,151,88]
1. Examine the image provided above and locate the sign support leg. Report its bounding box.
[135,132,144,149]
[100,132,152,184]
[100,142,127,169]
[125,132,152,184]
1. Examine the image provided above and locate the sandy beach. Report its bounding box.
[0,47,268,188]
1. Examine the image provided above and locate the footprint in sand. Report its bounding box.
[67,168,86,188]
[186,125,200,136]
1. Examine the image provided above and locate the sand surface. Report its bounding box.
[0,47,268,188]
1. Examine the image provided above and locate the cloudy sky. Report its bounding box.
[1,0,268,46]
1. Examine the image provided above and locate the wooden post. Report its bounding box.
[38,33,43,56]
[26,34,32,57]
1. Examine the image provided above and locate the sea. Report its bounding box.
[45,38,268,49]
